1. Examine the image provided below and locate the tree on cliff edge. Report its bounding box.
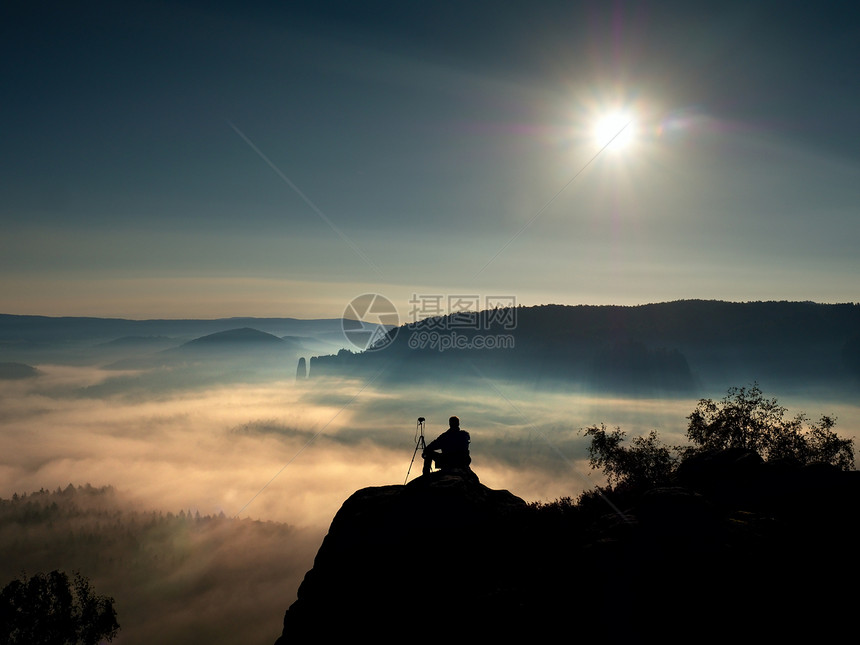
[685,383,854,469]
[585,383,855,490]
[583,425,678,488]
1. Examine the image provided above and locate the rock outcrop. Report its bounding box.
[275,459,860,644]
[275,469,532,643]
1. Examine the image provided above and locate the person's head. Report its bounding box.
[449,416,460,429]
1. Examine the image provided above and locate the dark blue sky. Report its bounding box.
[2,1,858,318]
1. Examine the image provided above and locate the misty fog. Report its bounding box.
[2,354,859,644]
[0,363,696,520]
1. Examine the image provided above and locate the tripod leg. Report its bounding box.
[419,437,430,476]
[405,432,427,484]
[404,442,421,484]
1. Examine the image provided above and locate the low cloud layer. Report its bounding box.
[2,360,858,644]
[4,364,858,523]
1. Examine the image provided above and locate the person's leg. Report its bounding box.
[422,451,435,476]
[423,451,445,475]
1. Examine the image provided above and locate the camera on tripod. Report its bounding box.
[405,416,426,483]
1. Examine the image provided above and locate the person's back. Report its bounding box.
[423,416,471,474]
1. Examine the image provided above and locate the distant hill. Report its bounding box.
[99,327,308,375]
[0,314,354,347]
[162,328,308,368]
[309,300,860,395]
[179,327,296,349]
[0,314,367,368]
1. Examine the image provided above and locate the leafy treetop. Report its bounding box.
[685,383,854,470]
[584,383,855,490]
[0,570,119,645]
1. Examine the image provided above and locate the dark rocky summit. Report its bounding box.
[275,469,531,643]
[275,459,860,644]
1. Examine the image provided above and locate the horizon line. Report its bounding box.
[1,298,858,322]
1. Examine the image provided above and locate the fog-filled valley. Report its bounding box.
[1,485,318,644]
[2,304,859,644]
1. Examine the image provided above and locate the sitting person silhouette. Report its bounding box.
[422,416,471,475]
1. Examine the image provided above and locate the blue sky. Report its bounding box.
[2,0,858,320]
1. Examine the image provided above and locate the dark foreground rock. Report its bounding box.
[275,469,533,643]
[275,460,860,644]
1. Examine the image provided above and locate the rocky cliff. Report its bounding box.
[275,459,860,644]
[274,469,532,643]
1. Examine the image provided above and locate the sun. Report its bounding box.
[593,111,636,150]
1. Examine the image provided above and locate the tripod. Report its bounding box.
[404,417,426,483]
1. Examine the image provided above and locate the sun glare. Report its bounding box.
[594,111,635,150]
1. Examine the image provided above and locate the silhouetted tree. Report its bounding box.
[583,384,856,489]
[0,570,119,645]
[583,424,678,488]
[685,383,854,469]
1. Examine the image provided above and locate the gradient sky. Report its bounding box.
[2,0,858,321]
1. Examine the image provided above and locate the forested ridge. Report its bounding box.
[310,300,860,392]
[1,485,317,645]
[4,485,253,576]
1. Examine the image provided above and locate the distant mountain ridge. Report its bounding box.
[3,302,858,395]
[0,314,349,345]
[0,315,375,392]
[309,300,860,395]
[0,314,373,370]
[180,327,291,347]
